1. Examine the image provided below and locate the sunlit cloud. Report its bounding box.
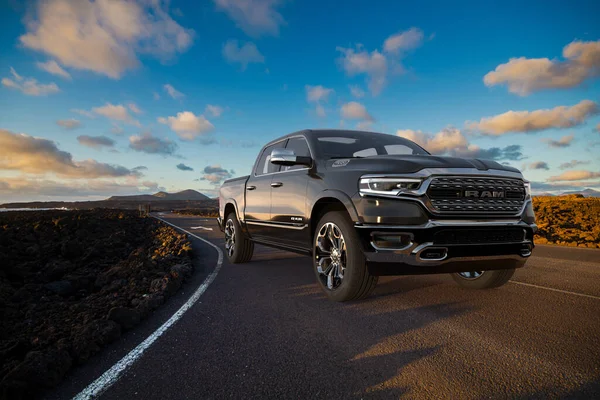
[543,134,574,148]
[0,128,137,178]
[467,100,598,135]
[484,40,600,95]
[548,170,600,182]
[157,111,214,141]
[19,0,194,79]
[2,67,59,96]
[36,60,71,79]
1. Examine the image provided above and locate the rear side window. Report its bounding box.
[282,137,311,171]
[255,141,286,175]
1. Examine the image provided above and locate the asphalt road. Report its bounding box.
[49,213,600,399]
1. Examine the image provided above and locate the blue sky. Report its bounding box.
[1,0,599,201]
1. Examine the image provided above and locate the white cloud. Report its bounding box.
[305,85,334,102]
[56,119,81,130]
[214,0,285,37]
[383,27,424,54]
[153,91,160,100]
[110,124,124,135]
[543,134,574,148]
[2,67,59,96]
[337,27,425,96]
[397,128,468,155]
[349,85,365,98]
[548,170,600,182]
[205,105,225,117]
[164,84,184,99]
[128,102,142,114]
[36,60,71,79]
[337,47,387,96]
[340,101,374,121]
[158,111,214,141]
[19,0,195,79]
[71,108,95,118]
[484,40,600,95]
[92,103,141,127]
[10,67,22,81]
[222,40,264,70]
[467,100,598,135]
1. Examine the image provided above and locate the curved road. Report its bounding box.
[48,213,600,399]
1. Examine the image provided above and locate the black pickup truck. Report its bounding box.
[218,129,536,301]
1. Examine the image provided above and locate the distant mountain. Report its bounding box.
[533,192,555,197]
[107,189,209,202]
[560,188,600,198]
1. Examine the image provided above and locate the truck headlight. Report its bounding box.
[524,181,531,199]
[359,178,422,196]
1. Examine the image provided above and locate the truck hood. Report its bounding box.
[327,155,521,175]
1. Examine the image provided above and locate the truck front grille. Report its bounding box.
[426,176,526,215]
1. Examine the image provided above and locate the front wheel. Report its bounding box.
[451,269,515,289]
[224,213,254,263]
[313,211,378,302]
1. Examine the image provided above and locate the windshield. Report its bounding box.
[313,131,429,159]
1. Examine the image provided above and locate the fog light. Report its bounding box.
[371,233,413,250]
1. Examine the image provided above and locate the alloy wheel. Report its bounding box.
[225,219,236,257]
[315,222,346,290]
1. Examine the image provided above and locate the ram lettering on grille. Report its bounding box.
[426,176,525,214]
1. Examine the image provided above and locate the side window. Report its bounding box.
[282,137,311,171]
[384,144,414,155]
[255,141,286,175]
[353,147,377,157]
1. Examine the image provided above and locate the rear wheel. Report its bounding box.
[313,211,378,302]
[224,213,254,263]
[451,269,515,289]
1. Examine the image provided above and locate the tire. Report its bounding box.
[451,269,515,289]
[224,212,254,263]
[313,211,378,302]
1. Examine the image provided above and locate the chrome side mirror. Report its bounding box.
[270,148,311,166]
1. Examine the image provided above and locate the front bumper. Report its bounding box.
[216,216,223,232]
[355,220,535,276]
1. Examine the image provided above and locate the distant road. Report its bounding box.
[49,214,600,399]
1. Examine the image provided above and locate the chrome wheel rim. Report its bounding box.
[315,222,346,290]
[458,271,484,280]
[225,219,236,257]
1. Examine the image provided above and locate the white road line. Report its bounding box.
[510,280,600,300]
[73,216,223,400]
[190,226,213,231]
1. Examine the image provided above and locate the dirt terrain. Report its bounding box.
[533,195,600,248]
[0,210,193,399]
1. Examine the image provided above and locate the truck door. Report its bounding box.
[244,140,286,240]
[268,136,312,250]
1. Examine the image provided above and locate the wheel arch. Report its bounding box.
[309,190,360,241]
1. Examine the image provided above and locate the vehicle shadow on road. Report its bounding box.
[283,281,473,398]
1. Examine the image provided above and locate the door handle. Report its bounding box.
[271,182,283,188]
[246,185,256,191]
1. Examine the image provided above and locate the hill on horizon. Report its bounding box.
[107,189,210,202]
